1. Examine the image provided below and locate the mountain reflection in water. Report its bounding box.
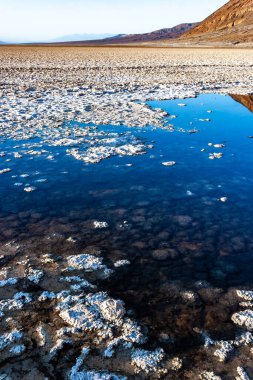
[230,93,253,113]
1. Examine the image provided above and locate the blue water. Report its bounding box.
[0,94,253,292]
[1,93,253,360]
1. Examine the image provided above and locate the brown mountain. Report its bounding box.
[58,23,199,45]
[180,0,253,44]
[103,23,199,43]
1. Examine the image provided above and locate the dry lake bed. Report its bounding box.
[0,47,253,379]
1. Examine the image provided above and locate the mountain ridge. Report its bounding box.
[180,0,253,44]
[57,23,199,45]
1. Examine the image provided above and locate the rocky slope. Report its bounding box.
[180,0,253,44]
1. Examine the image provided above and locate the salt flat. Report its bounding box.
[0,47,252,129]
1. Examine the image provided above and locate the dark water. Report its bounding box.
[0,94,253,358]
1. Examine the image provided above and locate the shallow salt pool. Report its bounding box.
[0,94,253,377]
[1,94,253,285]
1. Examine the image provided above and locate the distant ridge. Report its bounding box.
[58,23,199,45]
[49,33,116,43]
[180,0,253,44]
[101,23,199,43]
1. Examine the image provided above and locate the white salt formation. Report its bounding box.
[232,310,253,331]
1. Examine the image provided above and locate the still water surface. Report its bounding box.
[0,94,253,355]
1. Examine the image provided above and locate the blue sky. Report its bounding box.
[0,0,228,42]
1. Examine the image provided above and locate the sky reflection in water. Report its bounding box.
[0,94,253,292]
